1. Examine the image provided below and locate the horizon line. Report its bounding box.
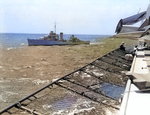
[0,32,113,36]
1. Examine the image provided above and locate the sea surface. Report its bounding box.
[0,33,111,48]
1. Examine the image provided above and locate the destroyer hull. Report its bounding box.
[27,39,90,46]
[27,39,69,46]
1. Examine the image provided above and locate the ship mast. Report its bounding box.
[54,21,56,33]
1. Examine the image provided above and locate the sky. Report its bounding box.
[0,0,149,35]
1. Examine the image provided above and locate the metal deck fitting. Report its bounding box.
[120,49,150,115]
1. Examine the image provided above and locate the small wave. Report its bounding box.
[0,91,18,103]
[21,43,25,45]
[7,47,16,50]
[33,79,50,85]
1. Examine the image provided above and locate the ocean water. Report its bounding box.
[0,33,111,48]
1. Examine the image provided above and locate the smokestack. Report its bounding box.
[60,32,63,41]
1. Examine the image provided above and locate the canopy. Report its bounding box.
[115,11,146,33]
